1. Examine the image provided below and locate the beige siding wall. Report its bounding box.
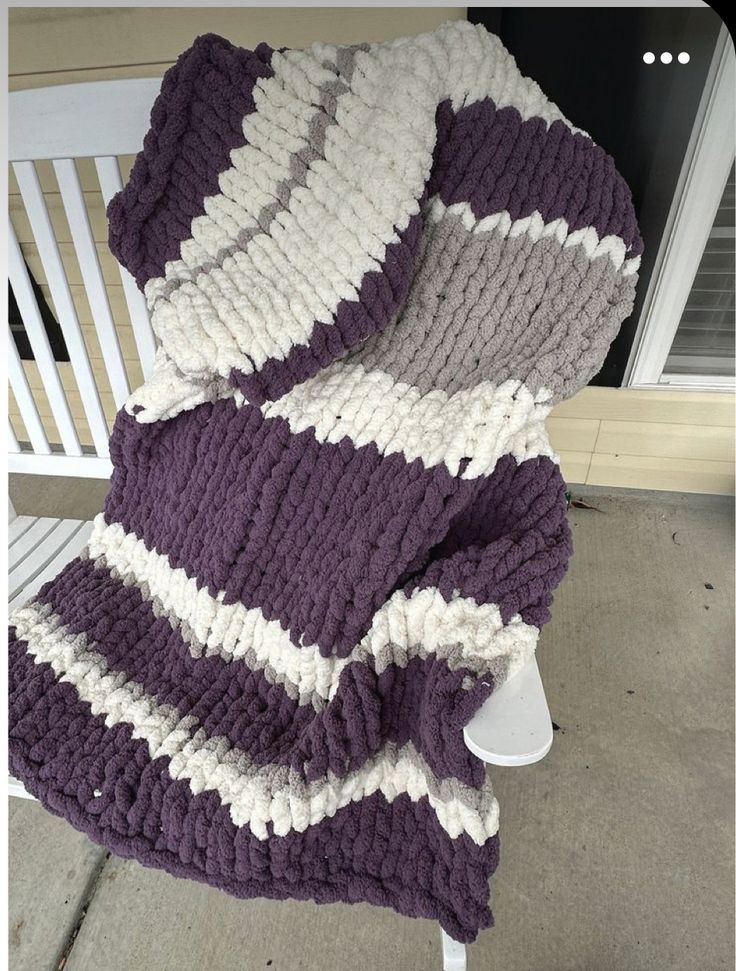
[9,7,735,494]
[552,389,734,494]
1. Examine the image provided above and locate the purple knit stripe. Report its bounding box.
[430,99,643,258]
[105,400,479,657]
[35,555,490,789]
[9,638,498,942]
[107,34,275,289]
[415,454,574,628]
[228,210,424,405]
[106,401,569,649]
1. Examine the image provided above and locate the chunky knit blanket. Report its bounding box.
[9,21,641,942]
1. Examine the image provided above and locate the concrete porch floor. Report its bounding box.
[8,477,735,971]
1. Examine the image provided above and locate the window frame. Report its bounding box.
[625,25,735,392]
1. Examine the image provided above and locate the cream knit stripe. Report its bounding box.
[258,370,555,479]
[12,600,500,845]
[152,45,364,307]
[128,363,556,481]
[143,40,438,381]
[402,21,584,127]
[69,516,540,708]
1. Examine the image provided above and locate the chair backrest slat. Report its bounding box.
[8,333,51,455]
[53,158,131,409]
[9,218,82,456]
[9,78,162,477]
[8,419,20,454]
[10,79,162,161]
[13,160,111,458]
[95,156,156,379]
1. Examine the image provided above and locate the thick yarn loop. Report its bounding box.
[10,21,640,943]
[107,35,276,287]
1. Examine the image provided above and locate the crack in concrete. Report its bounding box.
[53,850,111,971]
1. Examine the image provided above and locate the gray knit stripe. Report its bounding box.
[348,212,638,401]
[151,46,367,310]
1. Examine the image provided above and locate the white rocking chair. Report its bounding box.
[8,79,554,971]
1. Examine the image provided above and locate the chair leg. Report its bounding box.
[440,929,467,971]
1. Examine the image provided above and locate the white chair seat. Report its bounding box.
[8,777,35,800]
[9,516,94,613]
[9,515,95,801]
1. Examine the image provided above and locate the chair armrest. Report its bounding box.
[8,776,35,800]
[463,655,553,767]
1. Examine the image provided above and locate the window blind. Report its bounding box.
[665,161,735,377]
